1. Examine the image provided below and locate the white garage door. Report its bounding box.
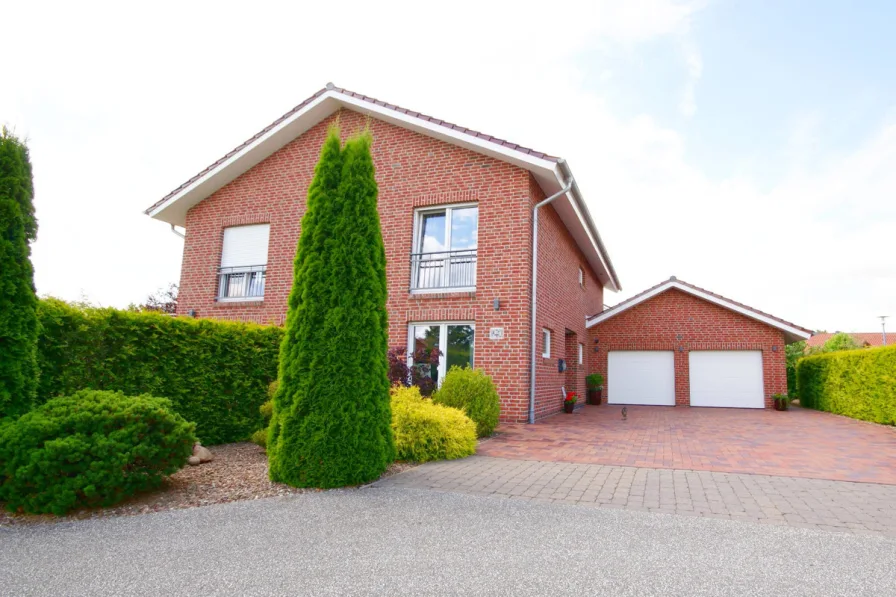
[607,351,675,406]
[689,351,764,408]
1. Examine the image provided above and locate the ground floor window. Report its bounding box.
[408,322,475,386]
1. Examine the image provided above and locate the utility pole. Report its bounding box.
[880,316,889,346]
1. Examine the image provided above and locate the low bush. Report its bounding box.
[251,383,277,449]
[36,298,281,444]
[391,386,476,462]
[0,390,196,515]
[432,366,500,438]
[387,346,440,396]
[797,345,896,424]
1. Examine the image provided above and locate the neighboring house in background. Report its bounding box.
[806,332,888,349]
[586,278,812,409]
[145,83,619,423]
[145,84,811,418]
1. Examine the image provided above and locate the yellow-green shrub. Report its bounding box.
[797,345,896,425]
[391,386,476,462]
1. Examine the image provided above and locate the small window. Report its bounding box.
[218,224,270,301]
[542,328,551,358]
[578,267,584,287]
[578,343,584,365]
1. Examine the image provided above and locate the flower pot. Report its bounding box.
[586,388,602,405]
[563,402,575,413]
[774,401,788,411]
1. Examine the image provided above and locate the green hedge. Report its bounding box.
[0,390,196,515]
[36,299,282,444]
[796,345,896,425]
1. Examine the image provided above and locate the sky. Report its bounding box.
[3,0,894,334]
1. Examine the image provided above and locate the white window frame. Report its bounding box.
[407,321,475,386]
[410,203,478,294]
[578,267,584,287]
[542,328,551,358]
[217,224,270,303]
[578,342,584,365]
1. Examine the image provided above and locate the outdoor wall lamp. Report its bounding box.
[493,298,500,311]
[772,345,779,352]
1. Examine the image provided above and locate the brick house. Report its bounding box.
[145,84,619,423]
[586,277,811,409]
[146,84,810,419]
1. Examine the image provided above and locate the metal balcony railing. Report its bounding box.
[217,265,266,300]
[410,249,477,291]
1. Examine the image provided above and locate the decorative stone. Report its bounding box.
[187,456,201,466]
[193,443,214,463]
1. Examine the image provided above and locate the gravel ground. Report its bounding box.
[1,486,893,596]
[0,443,416,526]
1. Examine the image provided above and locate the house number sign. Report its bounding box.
[489,327,505,340]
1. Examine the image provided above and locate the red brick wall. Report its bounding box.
[587,288,787,408]
[531,179,604,419]
[177,108,606,422]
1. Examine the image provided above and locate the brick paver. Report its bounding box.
[478,405,896,484]
[374,456,896,537]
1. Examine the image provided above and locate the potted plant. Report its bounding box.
[563,391,578,413]
[773,393,789,411]
[586,373,604,405]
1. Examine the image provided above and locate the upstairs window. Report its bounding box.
[411,204,478,292]
[542,328,551,358]
[218,224,270,301]
[578,267,584,287]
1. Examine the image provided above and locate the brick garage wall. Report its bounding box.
[587,288,787,408]
[178,108,535,422]
[531,178,604,419]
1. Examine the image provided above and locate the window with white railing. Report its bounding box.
[217,224,270,301]
[410,204,478,292]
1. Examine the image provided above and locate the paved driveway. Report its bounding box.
[479,405,896,484]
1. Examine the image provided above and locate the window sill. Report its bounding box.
[410,286,476,295]
[215,297,264,305]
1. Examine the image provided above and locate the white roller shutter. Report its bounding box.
[689,351,764,408]
[607,351,675,406]
[221,224,270,267]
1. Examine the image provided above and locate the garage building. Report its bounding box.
[586,277,812,409]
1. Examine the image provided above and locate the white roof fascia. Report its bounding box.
[148,89,558,222]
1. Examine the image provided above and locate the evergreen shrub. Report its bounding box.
[0,390,196,515]
[0,128,39,419]
[268,127,394,487]
[433,366,501,438]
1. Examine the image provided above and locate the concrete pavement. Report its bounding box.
[374,456,896,537]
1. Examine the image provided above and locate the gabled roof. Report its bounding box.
[807,332,887,348]
[144,83,620,291]
[585,276,813,343]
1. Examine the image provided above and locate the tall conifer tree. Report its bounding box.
[268,126,393,487]
[0,128,39,418]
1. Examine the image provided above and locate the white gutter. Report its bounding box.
[528,167,574,424]
[170,224,185,239]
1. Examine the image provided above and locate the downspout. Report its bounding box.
[529,168,574,424]
[170,223,185,239]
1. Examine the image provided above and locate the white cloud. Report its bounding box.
[4,0,892,332]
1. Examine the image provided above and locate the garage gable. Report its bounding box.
[586,277,811,343]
